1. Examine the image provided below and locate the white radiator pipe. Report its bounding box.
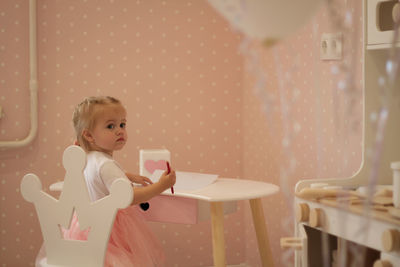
[0,0,38,148]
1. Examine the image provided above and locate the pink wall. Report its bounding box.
[0,1,244,266]
[0,0,363,266]
[242,1,363,266]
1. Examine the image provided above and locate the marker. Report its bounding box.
[167,161,174,194]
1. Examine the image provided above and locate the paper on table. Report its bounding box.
[150,170,219,191]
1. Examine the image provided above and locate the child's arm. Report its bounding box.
[125,172,153,186]
[131,169,176,205]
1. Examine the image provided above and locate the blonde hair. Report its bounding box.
[72,96,123,151]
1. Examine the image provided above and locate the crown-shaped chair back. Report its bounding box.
[21,145,133,267]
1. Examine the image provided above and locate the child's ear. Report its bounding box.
[82,129,94,143]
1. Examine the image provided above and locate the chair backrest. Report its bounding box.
[21,145,133,267]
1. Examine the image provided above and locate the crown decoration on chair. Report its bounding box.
[21,145,133,267]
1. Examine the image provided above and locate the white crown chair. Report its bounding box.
[21,145,133,267]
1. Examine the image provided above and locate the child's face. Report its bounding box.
[86,104,127,155]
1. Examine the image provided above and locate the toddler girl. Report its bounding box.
[65,96,175,266]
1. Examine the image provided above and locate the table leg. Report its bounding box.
[249,198,274,267]
[210,201,226,267]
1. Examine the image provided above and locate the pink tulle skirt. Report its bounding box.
[37,205,165,267]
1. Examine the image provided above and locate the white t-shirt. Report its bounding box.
[84,151,131,201]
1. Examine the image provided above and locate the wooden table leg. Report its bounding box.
[210,201,226,267]
[249,198,274,267]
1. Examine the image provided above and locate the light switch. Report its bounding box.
[320,33,342,61]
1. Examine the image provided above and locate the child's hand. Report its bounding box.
[126,172,153,186]
[159,169,176,190]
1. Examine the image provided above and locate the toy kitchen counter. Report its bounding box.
[284,184,400,267]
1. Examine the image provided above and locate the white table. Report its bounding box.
[51,178,279,267]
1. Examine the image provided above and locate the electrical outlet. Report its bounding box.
[320,33,342,60]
